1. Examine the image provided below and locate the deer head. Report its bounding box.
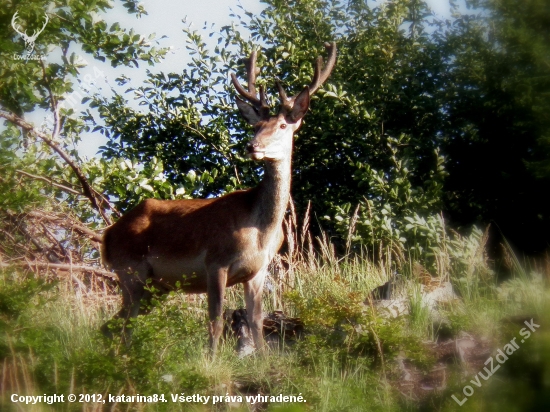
[11,11,49,55]
[231,42,337,162]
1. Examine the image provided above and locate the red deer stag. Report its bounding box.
[102,42,337,354]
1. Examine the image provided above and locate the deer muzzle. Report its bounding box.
[246,142,265,160]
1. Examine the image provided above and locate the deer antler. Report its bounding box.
[231,49,270,119]
[11,11,25,38]
[308,42,337,95]
[277,42,337,109]
[30,13,49,41]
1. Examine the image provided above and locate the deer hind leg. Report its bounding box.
[244,268,267,352]
[206,265,228,356]
[102,261,153,344]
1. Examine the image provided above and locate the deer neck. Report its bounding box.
[253,155,291,235]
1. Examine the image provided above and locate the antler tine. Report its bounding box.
[277,42,337,109]
[308,41,337,96]
[276,79,290,106]
[259,85,268,108]
[231,74,261,108]
[11,11,25,36]
[39,13,49,33]
[231,48,271,117]
[245,50,258,96]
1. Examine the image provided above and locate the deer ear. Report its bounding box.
[287,86,310,123]
[236,97,262,125]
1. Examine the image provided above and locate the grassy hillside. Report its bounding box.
[1,232,549,411]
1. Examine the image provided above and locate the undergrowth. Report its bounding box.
[1,234,549,411]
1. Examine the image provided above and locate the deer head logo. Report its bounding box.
[11,11,49,55]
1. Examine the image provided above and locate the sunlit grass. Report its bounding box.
[1,230,549,411]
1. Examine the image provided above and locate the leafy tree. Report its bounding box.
[0,0,168,219]
[93,0,549,256]
[440,0,550,254]
[2,0,547,266]
[0,0,168,268]
[93,0,449,255]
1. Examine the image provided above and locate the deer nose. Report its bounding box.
[246,142,261,153]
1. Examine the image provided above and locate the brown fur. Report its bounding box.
[102,188,279,292]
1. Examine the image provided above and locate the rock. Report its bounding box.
[263,310,304,349]
[396,352,413,381]
[371,278,459,321]
[371,280,393,300]
[421,282,459,312]
[223,309,304,354]
[374,298,410,318]
[455,332,477,364]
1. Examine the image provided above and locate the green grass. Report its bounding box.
[1,239,549,411]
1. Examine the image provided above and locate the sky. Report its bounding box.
[74,0,265,158]
[69,0,455,158]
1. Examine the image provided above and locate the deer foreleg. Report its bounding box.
[244,268,267,352]
[207,265,228,356]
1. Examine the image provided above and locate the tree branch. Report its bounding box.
[0,261,117,281]
[40,58,62,141]
[0,110,115,225]
[26,210,103,243]
[16,169,82,195]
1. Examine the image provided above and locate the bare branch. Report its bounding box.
[0,261,116,281]
[26,210,103,243]
[22,224,59,262]
[40,59,62,141]
[16,169,82,195]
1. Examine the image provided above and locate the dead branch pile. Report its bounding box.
[0,207,115,292]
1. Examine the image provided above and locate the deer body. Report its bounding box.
[103,163,289,292]
[102,44,336,354]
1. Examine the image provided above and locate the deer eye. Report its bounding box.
[280,124,287,129]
